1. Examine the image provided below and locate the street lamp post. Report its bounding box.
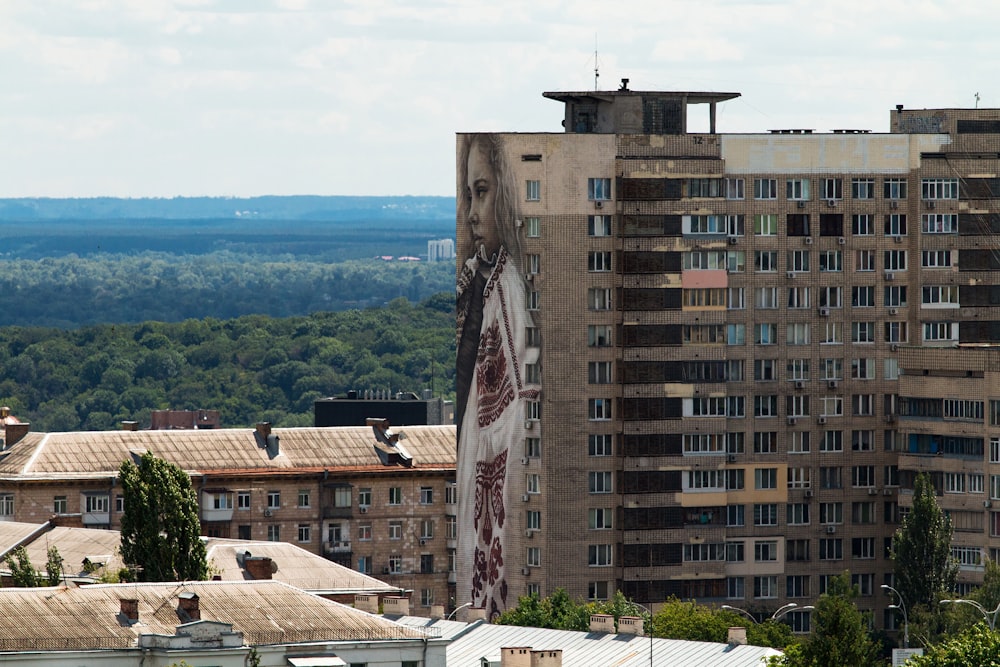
[721,602,807,623]
[446,601,473,621]
[881,584,910,648]
[630,602,654,667]
[940,598,1000,631]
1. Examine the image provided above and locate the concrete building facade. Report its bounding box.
[456,84,1000,629]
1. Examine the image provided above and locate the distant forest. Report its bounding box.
[0,196,457,327]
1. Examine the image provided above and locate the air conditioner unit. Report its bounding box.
[804,490,814,499]
[819,307,830,316]
[795,380,806,389]
[797,201,806,209]
[890,343,899,352]
[419,539,427,546]
[926,200,936,209]
[818,417,827,425]
[828,380,838,389]
[868,487,878,496]
[594,200,603,209]
[884,272,894,281]
[521,457,529,465]
[787,271,796,279]
[263,509,273,517]
[525,530,534,538]
[522,568,531,576]
[360,506,369,514]
[524,421,534,430]
[827,199,838,207]
[890,200,899,209]
[884,488,894,496]
[986,500,993,509]
[728,236,739,245]
[515,219,524,228]
[804,237,814,245]
[826,525,836,534]
[894,236,903,243]
[889,308,898,316]
[787,417,797,426]
[525,273,534,282]
[838,237,846,245]
[522,494,530,502]
[727,454,737,463]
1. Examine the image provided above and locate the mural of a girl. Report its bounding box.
[456,133,538,619]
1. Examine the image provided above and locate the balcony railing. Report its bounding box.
[324,540,352,554]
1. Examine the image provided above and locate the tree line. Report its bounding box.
[0,294,456,432]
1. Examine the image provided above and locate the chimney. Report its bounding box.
[382,596,409,616]
[617,616,644,635]
[177,592,200,621]
[354,594,379,614]
[589,613,615,633]
[255,422,272,439]
[120,598,139,622]
[728,626,748,646]
[430,604,445,619]
[121,421,139,431]
[501,647,532,667]
[466,607,487,622]
[244,556,274,580]
[531,650,562,667]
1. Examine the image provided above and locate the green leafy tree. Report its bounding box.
[496,588,590,630]
[892,473,958,609]
[769,572,880,667]
[119,451,208,582]
[45,546,64,586]
[909,623,1000,666]
[652,597,793,649]
[5,546,40,587]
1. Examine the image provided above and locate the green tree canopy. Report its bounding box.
[909,623,1000,666]
[893,472,958,608]
[5,546,39,587]
[119,451,208,582]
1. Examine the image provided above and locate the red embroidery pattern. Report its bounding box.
[476,319,515,428]
[470,450,509,613]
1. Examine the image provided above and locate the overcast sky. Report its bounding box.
[2,0,996,198]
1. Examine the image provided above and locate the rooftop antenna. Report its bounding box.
[975,92,981,109]
[594,33,599,91]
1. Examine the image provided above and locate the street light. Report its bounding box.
[882,584,909,648]
[446,601,472,621]
[721,602,807,623]
[630,602,654,667]
[940,598,1000,631]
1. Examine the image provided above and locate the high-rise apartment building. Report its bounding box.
[456,82,1000,630]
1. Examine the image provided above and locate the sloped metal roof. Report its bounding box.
[0,580,432,651]
[394,616,782,667]
[0,425,455,480]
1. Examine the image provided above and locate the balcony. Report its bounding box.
[323,505,354,519]
[324,540,352,554]
[202,507,234,522]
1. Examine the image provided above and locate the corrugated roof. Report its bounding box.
[394,617,782,667]
[0,580,432,651]
[0,425,455,479]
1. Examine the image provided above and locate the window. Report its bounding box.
[589,472,612,494]
[756,287,779,309]
[787,575,811,600]
[388,554,402,574]
[527,474,541,494]
[754,178,777,200]
[789,431,811,453]
[297,523,311,543]
[787,502,810,525]
[786,394,809,417]
[388,487,402,505]
[589,251,612,272]
[389,520,402,539]
[754,359,777,382]
[754,251,778,272]
[688,215,725,234]
[755,468,778,489]
[582,327,612,352]
[884,214,907,236]
[753,433,776,456]
[945,473,966,494]
[237,491,251,510]
[852,465,876,487]
[726,542,745,563]
[852,322,875,343]
[526,180,540,201]
[855,250,875,272]
[333,487,351,508]
[357,556,372,575]
[727,505,745,527]
[267,491,280,509]
[588,362,612,384]
[851,358,875,380]
[526,216,540,237]
[588,215,612,237]
[852,287,874,309]
[818,286,842,309]
[211,492,233,510]
[525,362,541,384]
[922,178,959,200]
[787,539,810,562]
[526,290,539,311]
[726,432,745,454]
[589,544,613,566]
[527,254,540,275]
[754,576,778,599]
[922,214,958,234]
[884,178,907,199]
[527,547,541,567]
[852,430,875,452]
[690,470,727,490]
[754,503,778,526]
[884,285,908,307]
[922,285,960,306]
[754,214,778,236]
[787,179,810,200]
[358,488,372,507]
[726,469,745,491]
[820,430,843,453]
[755,540,779,562]
[852,214,874,236]
[884,250,907,271]
[420,486,434,505]
[752,323,776,346]
[787,358,809,381]
[852,178,875,200]
[298,490,311,508]
[787,214,810,237]
[588,398,612,420]
[727,288,745,310]
[588,288,612,310]
[589,508,612,530]
[819,538,843,560]
[820,214,843,237]
[788,250,810,273]
[420,519,434,539]
[588,177,611,200]
[726,215,745,237]
[726,178,745,200]
[852,502,876,525]
[687,178,723,198]
[821,357,842,380]
[820,396,843,417]
[819,250,842,272]
[923,321,957,342]
[525,437,541,458]
[923,250,952,268]
[823,178,842,200]
[589,581,610,601]
[727,577,745,600]
[358,523,372,541]
[420,588,434,606]
[53,496,67,514]
[589,434,612,457]
[267,525,280,542]
[787,323,809,345]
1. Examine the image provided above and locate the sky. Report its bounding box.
[1,0,998,198]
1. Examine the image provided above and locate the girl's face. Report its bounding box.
[466,139,501,265]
